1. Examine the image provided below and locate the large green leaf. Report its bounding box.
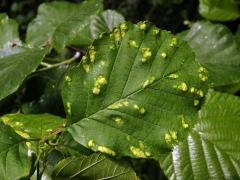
[0,14,46,101]
[0,113,66,139]
[62,22,208,159]
[90,10,125,39]
[183,21,240,87]
[26,0,103,51]
[52,152,139,179]
[199,0,240,21]
[160,90,240,179]
[0,122,31,180]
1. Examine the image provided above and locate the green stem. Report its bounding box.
[38,52,80,72]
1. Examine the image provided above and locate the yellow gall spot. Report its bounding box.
[199,66,206,73]
[197,90,204,97]
[141,48,152,63]
[194,99,200,106]
[16,130,30,139]
[114,117,123,125]
[120,23,128,31]
[66,102,71,115]
[165,133,172,144]
[113,28,121,41]
[134,104,139,109]
[145,152,151,157]
[96,76,107,85]
[128,40,139,48]
[199,74,208,82]
[83,64,90,72]
[65,76,71,82]
[109,102,123,109]
[143,80,150,88]
[153,28,160,35]
[179,116,189,129]
[1,116,10,123]
[122,101,129,106]
[15,122,23,126]
[82,55,87,63]
[165,131,178,144]
[170,37,178,47]
[26,142,31,148]
[130,146,146,158]
[46,129,52,132]
[161,52,167,59]
[92,87,100,95]
[168,73,178,79]
[190,87,196,93]
[178,82,188,92]
[89,46,96,63]
[170,131,177,141]
[139,107,146,114]
[88,139,95,147]
[98,146,116,156]
[139,21,147,31]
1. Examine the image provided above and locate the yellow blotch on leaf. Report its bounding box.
[177,82,188,92]
[98,146,116,156]
[165,131,178,144]
[128,40,139,48]
[129,146,147,158]
[141,48,152,63]
[88,139,95,147]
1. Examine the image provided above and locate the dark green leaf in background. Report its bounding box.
[199,0,240,21]
[26,0,103,51]
[0,13,46,101]
[52,152,139,179]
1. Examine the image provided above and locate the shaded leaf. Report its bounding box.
[183,21,240,87]
[0,14,46,101]
[199,0,240,21]
[0,122,31,180]
[0,113,66,139]
[26,0,103,51]
[62,22,208,159]
[52,152,139,179]
[90,10,125,39]
[160,90,240,179]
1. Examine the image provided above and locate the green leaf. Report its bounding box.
[26,0,103,51]
[52,152,139,179]
[90,10,125,39]
[183,21,240,87]
[0,14,46,101]
[62,22,208,159]
[0,122,31,180]
[0,113,66,139]
[160,90,240,179]
[199,0,240,21]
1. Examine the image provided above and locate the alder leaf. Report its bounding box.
[26,0,103,51]
[199,0,240,21]
[52,152,139,179]
[62,22,208,159]
[183,21,240,87]
[160,90,240,179]
[0,14,46,101]
[0,122,31,180]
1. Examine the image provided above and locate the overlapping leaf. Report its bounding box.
[199,0,240,21]
[183,21,240,87]
[26,0,103,51]
[90,10,125,39]
[0,113,66,139]
[160,90,240,179]
[0,14,46,101]
[52,152,139,179]
[62,22,208,159]
[0,122,31,180]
